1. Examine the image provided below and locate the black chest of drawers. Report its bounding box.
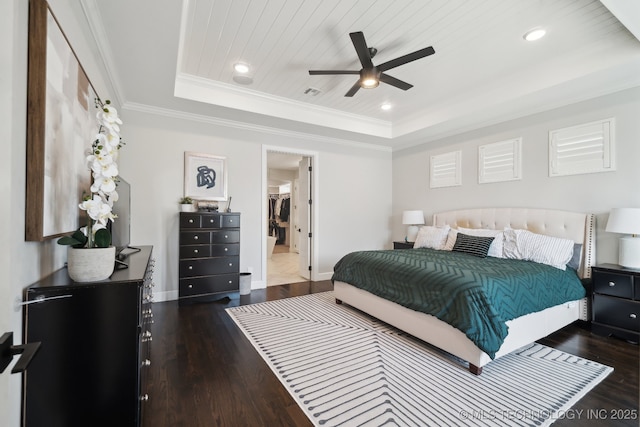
[591,263,640,343]
[179,212,240,304]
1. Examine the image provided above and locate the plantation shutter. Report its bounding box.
[479,138,522,183]
[549,118,615,177]
[430,151,462,188]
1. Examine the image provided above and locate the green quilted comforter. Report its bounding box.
[331,248,585,358]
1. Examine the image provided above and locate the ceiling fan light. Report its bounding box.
[361,77,379,88]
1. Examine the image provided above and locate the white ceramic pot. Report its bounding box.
[67,246,116,282]
[180,204,195,212]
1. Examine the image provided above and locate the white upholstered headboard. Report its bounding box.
[432,208,596,279]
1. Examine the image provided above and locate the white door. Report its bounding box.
[297,157,311,279]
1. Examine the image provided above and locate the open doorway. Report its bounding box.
[265,150,313,286]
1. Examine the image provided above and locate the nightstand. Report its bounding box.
[591,264,640,343]
[393,241,414,249]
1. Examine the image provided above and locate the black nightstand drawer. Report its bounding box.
[593,294,640,332]
[393,241,414,249]
[179,274,239,297]
[592,271,633,299]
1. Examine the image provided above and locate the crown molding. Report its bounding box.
[122,101,392,153]
[174,72,393,139]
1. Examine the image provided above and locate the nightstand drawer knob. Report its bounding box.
[188,266,193,270]
[188,284,193,289]
[193,249,198,254]
[631,313,637,319]
[224,248,228,252]
[188,219,194,223]
[608,281,615,287]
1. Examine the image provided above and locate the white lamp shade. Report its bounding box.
[606,208,640,269]
[402,210,425,225]
[606,208,640,234]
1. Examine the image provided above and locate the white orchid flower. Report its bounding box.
[91,175,117,194]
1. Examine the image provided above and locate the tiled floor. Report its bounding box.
[267,248,307,286]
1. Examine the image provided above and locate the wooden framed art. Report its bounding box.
[184,152,228,201]
[25,0,97,241]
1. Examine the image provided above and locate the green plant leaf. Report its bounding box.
[57,229,88,248]
[94,228,112,248]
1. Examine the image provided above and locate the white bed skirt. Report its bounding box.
[333,280,586,371]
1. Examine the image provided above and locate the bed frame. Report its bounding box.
[334,208,596,375]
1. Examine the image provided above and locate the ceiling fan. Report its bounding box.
[309,31,435,97]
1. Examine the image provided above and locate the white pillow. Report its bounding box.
[503,228,574,270]
[413,225,451,250]
[457,227,504,258]
[443,229,458,251]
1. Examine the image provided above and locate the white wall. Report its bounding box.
[118,109,393,301]
[0,1,132,424]
[392,87,640,264]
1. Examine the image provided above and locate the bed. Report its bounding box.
[332,208,595,375]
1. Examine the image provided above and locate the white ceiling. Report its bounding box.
[82,0,640,150]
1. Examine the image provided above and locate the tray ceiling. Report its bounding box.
[84,0,640,150]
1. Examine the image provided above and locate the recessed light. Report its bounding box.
[523,27,546,42]
[234,63,250,74]
[381,103,392,111]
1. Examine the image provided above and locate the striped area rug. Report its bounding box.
[226,292,612,427]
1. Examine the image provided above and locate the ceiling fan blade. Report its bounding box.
[379,73,413,91]
[349,31,373,69]
[309,70,360,75]
[345,81,361,97]
[377,46,435,72]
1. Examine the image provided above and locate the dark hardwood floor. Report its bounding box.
[142,281,639,426]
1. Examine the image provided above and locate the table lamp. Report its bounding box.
[605,208,640,269]
[402,210,425,242]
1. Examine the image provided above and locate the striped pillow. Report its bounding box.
[503,228,574,270]
[452,233,495,258]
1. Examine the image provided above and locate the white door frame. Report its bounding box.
[261,145,320,284]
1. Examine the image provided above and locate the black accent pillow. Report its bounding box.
[452,233,495,258]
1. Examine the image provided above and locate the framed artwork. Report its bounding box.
[184,152,228,201]
[25,0,96,241]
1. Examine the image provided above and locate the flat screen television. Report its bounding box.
[110,177,131,257]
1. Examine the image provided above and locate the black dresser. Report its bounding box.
[179,212,240,303]
[22,246,154,427]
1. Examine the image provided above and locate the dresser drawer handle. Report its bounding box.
[188,265,193,270]
[228,280,232,284]
[631,313,637,319]
[229,219,234,223]
[188,219,194,223]
[142,359,151,367]
[140,394,149,402]
[210,219,214,223]
[188,284,193,289]
[193,249,199,254]
[193,235,199,240]
[224,234,228,239]
[229,263,233,267]
[608,281,615,287]
[224,248,228,252]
